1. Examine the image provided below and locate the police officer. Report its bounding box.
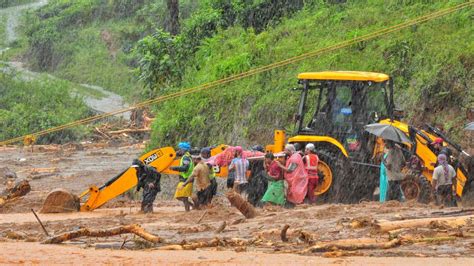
[132,159,161,213]
[171,142,194,211]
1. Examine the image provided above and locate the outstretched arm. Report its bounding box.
[171,157,191,172]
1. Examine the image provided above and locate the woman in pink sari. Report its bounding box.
[277,144,308,205]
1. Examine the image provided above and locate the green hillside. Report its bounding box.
[0,72,90,143]
[9,0,473,147]
[146,1,473,148]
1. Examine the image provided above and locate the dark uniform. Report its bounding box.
[134,160,161,213]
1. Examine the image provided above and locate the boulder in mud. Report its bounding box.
[41,188,80,213]
[0,167,17,181]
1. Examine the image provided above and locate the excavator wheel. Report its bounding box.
[461,179,474,207]
[417,176,432,204]
[315,161,332,195]
[316,150,351,203]
[400,178,420,201]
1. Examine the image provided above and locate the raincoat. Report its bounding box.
[284,153,308,204]
[379,153,388,202]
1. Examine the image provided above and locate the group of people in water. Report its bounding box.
[133,142,321,213]
[260,143,319,207]
[379,138,458,207]
[133,136,459,213]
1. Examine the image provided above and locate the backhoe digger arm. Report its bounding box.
[79,144,230,211]
[80,147,178,211]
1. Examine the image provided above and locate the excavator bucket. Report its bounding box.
[41,188,80,213]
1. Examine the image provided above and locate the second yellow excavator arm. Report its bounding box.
[79,144,229,211]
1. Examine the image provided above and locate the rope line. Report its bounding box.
[1,2,472,146]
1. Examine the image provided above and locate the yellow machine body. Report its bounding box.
[379,119,468,196]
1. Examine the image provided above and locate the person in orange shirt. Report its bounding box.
[304,143,319,203]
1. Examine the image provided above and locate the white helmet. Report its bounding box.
[305,143,315,152]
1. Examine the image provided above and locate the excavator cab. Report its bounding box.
[293,71,393,156]
[285,71,470,204]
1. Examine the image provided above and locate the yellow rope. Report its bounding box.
[1,2,472,146]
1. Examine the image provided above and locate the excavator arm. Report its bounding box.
[79,144,229,211]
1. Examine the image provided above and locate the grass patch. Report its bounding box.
[0,0,35,8]
[0,15,6,47]
[0,72,92,144]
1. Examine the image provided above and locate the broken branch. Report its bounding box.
[281,225,290,242]
[375,215,474,232]
[43,224,161,244]
[108,128,151,134]
[301,238,401,253]
[31,209,49,236]
[226,191,257,219]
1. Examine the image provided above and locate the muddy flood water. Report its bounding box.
[1,143,474,265]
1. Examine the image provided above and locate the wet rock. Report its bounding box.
[0,167,17,181]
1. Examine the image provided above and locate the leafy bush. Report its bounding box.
[134,0,306,96]
[0,73,91,144]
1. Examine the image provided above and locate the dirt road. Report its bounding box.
[1,144,474,264]
[0,0,131,120]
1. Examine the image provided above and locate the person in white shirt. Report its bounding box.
[432,154,457,206]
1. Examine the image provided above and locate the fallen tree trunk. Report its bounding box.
[182,238,222,250]
[226,191,257,219]
[108,128,151,134]
[375,215,474,232]
[0,179,31,206]
[301,238,401,253]
[43,224,161,244]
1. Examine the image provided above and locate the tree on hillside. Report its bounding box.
[166,0,180,35]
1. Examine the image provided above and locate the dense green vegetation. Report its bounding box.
[21,0,203,97]
[145,0,473,147]
[0,15,6,46]
[0,0,34,8]
[6,0,473,147]
[0,72,91,143]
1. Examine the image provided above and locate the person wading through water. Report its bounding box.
[171,142,194,211]
[304,143,319,204]
[277,144,308,207]
[200,147,217,204]
[261,152,286,206]
[432,154,457,206]
[229,146,249,194]
[181,155,212,209]
[132,159,161,213]
[384,140,405,202]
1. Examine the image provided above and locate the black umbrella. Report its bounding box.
[465,122,474,131]
[364,123,412,144]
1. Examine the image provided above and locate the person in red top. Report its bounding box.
[304,143,319,203]
[261,153,286,206]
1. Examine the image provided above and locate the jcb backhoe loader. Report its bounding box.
[266,71,472,204]
[78,71,472,211]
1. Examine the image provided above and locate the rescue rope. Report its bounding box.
[1,1,472,146]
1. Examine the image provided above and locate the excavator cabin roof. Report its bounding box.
[298,71,390,83]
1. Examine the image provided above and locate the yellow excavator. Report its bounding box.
[265,71,471,204]
[78,71,472,211]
